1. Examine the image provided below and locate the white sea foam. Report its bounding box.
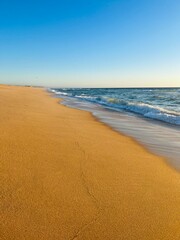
[123,103,180,125]
[51,90,69,96]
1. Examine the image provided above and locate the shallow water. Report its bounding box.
[50,88,180,170]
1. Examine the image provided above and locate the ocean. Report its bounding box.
[50,88,180,170]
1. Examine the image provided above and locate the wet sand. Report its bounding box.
[0,85,180,240]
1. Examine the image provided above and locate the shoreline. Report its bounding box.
[54,93,180,171]
[57,97,171,169]
[1,85,180,240]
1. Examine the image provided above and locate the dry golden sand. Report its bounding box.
[0,85,180,240]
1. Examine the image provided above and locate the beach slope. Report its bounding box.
[0,85,179,240]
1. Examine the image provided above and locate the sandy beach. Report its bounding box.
[0,85,179,240]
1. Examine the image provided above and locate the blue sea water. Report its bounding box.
[50,88,180,170]
[51,88,180,125]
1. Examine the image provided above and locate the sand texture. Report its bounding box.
[0,85,180,240]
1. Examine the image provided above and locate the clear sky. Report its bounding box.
[0,0,179,87]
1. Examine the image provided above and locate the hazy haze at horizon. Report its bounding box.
[0,0,180,87]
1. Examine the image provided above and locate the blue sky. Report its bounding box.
[0,0,179,87]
